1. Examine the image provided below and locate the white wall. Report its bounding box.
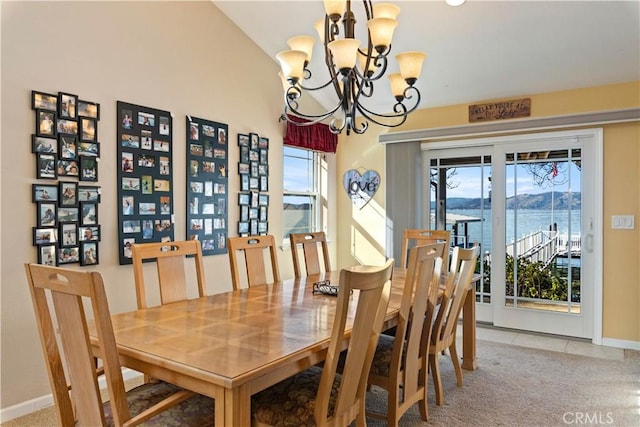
[0,1,336,412]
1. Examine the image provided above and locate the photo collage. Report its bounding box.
[237,132,269,236]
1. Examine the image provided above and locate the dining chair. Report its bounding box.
[429,244,479,406]
[251,259,394,426]
[400,229,451,271]
[227,234,281,290]
[24,263,214,427]
[131,240,206,309]
[289,231,331,278]
[366,244,444,426]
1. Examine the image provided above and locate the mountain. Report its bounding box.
[436,192,581,210]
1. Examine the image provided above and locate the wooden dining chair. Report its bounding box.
[24,263,214,426]
[227,234,281,290]
[366,244,444,426]
[131,240,206,309]
[401,229,451,271]
[251,259,394,426]
[429,244,479,406]
[289,231,331,278]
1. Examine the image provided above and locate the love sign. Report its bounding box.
[342,169,380,209]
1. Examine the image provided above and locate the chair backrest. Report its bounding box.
[227,235,281,289]
[131,240,206,309]
[315,259,394,425]
[25,263,132,426]
[392,243,444,398]
[289,231,331,278]
[401,229,451,271]
[432,244,479,346]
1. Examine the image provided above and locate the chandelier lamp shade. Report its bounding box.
[276,0,426,135]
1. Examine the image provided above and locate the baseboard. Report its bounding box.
[0,368,142,423]
[601,337,640,351]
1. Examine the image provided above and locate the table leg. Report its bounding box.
[223,384,251,426]
[461,287,477,370]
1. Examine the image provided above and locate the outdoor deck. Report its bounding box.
[506,230,581,266]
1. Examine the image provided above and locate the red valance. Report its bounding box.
[283,115,338,153]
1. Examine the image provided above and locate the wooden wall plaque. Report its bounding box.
[468,98,531,122]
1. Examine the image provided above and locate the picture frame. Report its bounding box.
[36,153,56,179]
[260,148,268,164]
[32,135,57,154]
[60,222,78,248]
[80,117,97,142]
[240,205,249,222]
[78,185,101,202]
[32,184,58,202]
[238,162,249,175]
[258,193,269,206]
[259,205,268,222]
[33,227,58,246]
[56,160,79,177]
[250,191,259,208]
[258,164,268,176]
[258,136,269,149]
[79,156,98,182]
[77,99,100,119]
[250,161,259,178]
[59,181,78,207]
[250,219,258,236]
[79,225,100,242]
[80,241,99,266]
[258,221,268,234]
[58,135,77,160]
[38,244,57,266]
[58,247,80,265]
[78,141,99,157]
[238,221,249,235]
[58,92,78,119]
[238,133,249,147]
[81,202,98,226]
[249,133,259,150]
[249,207,258,220]
[240,174,250,191]
[260,175,269,192]
[58,207,79,222]
[37,202,57,227]
[56,118,78,135]
[36,110,56,137]
[240,146,249,163]
[32,90,57,111]
[238,193,250,206]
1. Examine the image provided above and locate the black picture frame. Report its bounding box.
[79,225,100,242]
[58,92,78,120]
[32,135,57,154]
[59,222,78,248]
[238,133,249,147]
[37,202,57,227]
[240,205,249,222]
[80,202,98,226]
[38,244,57,266]
[77,99,100,120]
[250,219,258,236]
[240,174,249,191]
[32,90,57,112]
[59,181,78,207]
[56,159,79,178]
[36,110,57,137]
[258,221,268,234]
[58,135,77,160]
[238,193,250,205]
[36,153,56,179]
[33,227,58,246]
[56,118,78,136]
[80,241,99,266]
[78,185,101,202]
[258,194,269,206]
[258,136,269,149]
[259,205,268,222]
[238,221,249,235]
[80,117,97,142]
[249,133,259,150]
[260,175,269,192]
[58,207,79,223]
[58,247,80,265]
[32,184,58,202]
[238,162,249,175]
[80,156,98,182]
[78,141,99,157]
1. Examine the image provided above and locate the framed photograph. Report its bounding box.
[250,191,259,208]
[258,164,268,176]
[77,99,100,119]
[32,90,57,111]
[56,118,78,135]
[238,193,250,206]
[249,133,259,150]
[240,146,249,163]
[58,207,79,222]
[260,148,268,164]
[260,175,269,192]
[249,177,259,190]
[258,136,269,149]
[79,225,100,242]
[80,117,97,142]
[38,244,57,266]
[60,222,78,248]
[78,185,101,202]
[81,202,98,225]
[37,202,57,227]
[32,184,58,202]
[258,194,269,206]
[59,182,78,207]
[78,141,99,157]
[58,247,80,265]
[80,156,98,182]
[259,205,268,222]
[32,135,57,154]
[56,160,79,177]
[249,150,259,162]
[240,174,250,191]
[240,205,249,222]
[238,221,249,235]
[238,133,249,147]
[58,92,78,119]
[250,161,259,178]
[44,158,60,181]
[58,135,77,160]
[258,221,268,234]
[36,110,56,137]
[250,219,258,236]
[238,162,249,175]
[80,241,99,266]
[33,227,58,246]
[138,111,155,127]
[249,207,258,220]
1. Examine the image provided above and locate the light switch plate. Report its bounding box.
[611,215,635,229]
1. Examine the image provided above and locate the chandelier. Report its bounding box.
[276,1,426,135]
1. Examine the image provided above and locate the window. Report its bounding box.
[283,146,320,239]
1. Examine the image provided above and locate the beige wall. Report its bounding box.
[0,1,337,411]
[335,81,640,345]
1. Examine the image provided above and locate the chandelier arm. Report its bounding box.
[298,77,337,92]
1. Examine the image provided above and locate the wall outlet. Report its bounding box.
[611,215,635,229]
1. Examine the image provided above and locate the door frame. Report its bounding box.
[421,128,603,344]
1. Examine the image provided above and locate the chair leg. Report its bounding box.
[418,366,429,421]
[429,353,444,406]
[449,342,463,386]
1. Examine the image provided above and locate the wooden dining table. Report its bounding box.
[89,269,478,426]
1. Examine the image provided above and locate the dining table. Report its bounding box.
[89,269,478,426]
